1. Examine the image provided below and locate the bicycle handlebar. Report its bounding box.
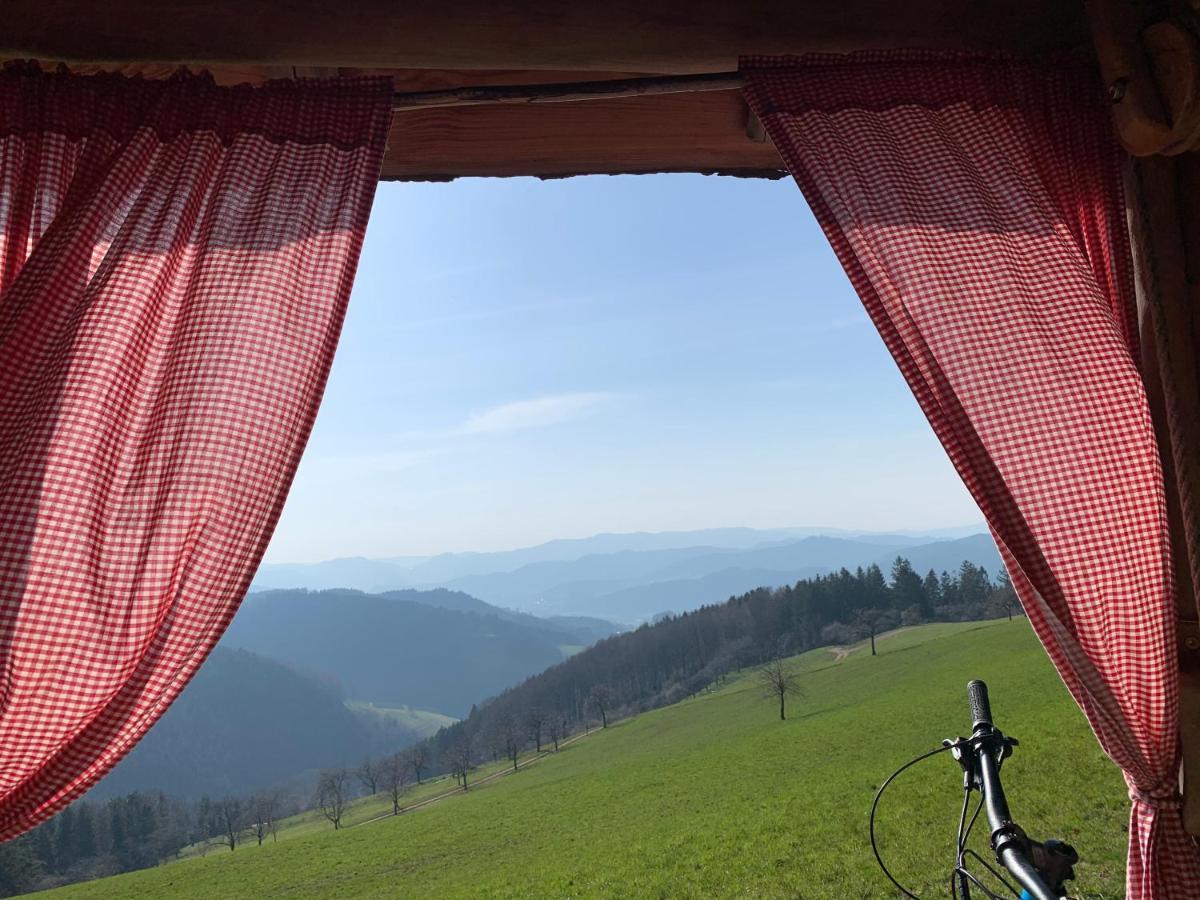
[966,679,993,734]
[965,682,1059,900]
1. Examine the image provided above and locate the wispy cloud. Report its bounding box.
[461,392,612,435]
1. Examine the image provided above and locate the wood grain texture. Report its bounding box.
[4,0,1086,71]
[1125,154,1200,834]
[381,90,785,180]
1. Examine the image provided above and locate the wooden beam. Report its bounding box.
[3,1,1086,72]
[381,90,784,180]
[1125,154,1200,834]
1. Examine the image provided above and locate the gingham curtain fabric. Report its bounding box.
[742,53,1200,897]
[0,65,390,837]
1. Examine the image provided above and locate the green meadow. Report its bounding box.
[39,619,1128,899]
[174,754,544,858]
[346,703,458,740]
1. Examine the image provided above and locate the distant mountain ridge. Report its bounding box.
[252,524,987,593]
[507,534,1001,621]
[253,529,1000,624]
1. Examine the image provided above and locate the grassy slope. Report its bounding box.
[345,702,458,739]
[176,755,534,857]
[41,620,1128,899]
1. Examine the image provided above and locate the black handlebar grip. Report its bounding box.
[967,680,993,733]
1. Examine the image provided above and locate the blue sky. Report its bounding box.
[264,175,980,562]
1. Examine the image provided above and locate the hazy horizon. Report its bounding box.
[262,520,990,566]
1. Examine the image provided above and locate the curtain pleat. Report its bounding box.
[742,52,1200,896]
[0,64,391,837]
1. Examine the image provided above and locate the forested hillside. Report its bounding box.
[222,589,617,716]
[420,558,1015,770]
[94,648,416,800]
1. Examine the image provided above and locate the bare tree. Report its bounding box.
[356,757,380,796]
[493,714,524,770]
[854,609,883,656]
[216,797,246,851]
[448,732,474,791]
[853,609,899,656]
[247,793,280,846]
[548,715,567,751]
[382,752,410,815]
[405,744,429,784]
[758,658,800,721]
[525,708,549,753]
[264,791,283,843]
[588,685,614,728]
[316,768,350,830]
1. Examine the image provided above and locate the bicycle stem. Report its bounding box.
[975,740,1055,900]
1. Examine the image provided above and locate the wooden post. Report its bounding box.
[1088,0,1200,835]
[1125,154,1200,834]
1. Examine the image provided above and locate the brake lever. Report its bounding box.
[943,734,1018,792]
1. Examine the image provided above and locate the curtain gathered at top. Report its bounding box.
[0,65,391,836]
[742,52,1200,898]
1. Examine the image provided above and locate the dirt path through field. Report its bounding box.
[829,626,914,661]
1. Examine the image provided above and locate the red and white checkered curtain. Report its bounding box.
[743,53,1200,897]
[0,65,390,837]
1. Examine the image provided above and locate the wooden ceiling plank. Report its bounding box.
[5,1,1086,72]
[380,90,784,180]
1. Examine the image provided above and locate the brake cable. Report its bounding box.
[869,741,964,899]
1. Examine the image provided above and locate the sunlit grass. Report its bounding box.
[40,619,1127,899]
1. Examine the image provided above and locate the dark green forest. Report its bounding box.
[97,647,417,800]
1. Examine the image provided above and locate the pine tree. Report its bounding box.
[939,570,959,609]
[54,805,77,871]
[0,838,41,896]
[958,561,992,607]
[889,557,925,615]
[862,563,890,609]
[74,802,97,861]
[31,822,56,875]
[921,569,941,617]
